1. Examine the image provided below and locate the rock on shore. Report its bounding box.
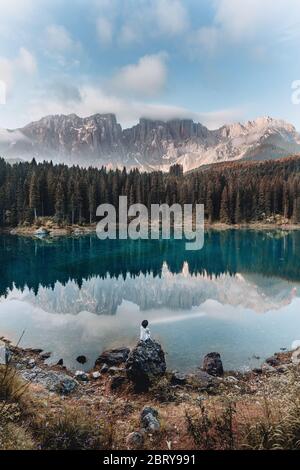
[20,367,78,394]
[95,347,130,367]
[126,340,166,392]
[140,407,160,432]
[202,352,224,377]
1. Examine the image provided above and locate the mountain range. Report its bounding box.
[0,114,300,172]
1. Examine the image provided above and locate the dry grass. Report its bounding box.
[242,390,300,449]
[149,377,176,403]
[0,362,112,451]
[0,364,36,450]
[0,421,35,450]
[2,352,300,451]
[185,370,300,450]
[0,365,30,406]
[34,405,110,450]
[185,397,236,450]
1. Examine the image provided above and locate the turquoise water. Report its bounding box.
[1,230,300,371]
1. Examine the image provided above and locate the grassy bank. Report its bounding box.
[1,343,300,451]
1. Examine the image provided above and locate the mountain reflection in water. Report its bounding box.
[0,230,300,371]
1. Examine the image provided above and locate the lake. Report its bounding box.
[1,229,300,372]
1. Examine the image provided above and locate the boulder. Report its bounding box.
[202,352,224,377]
[262,363,276,373]
[140,407,160,432]
[101,364,109,373]
[126,340,166,392]
[75,370,89,382]
[95,347,130,367]
[34,227,50,238]
[192,369,218,390]
[276,366,287,374]
[126,432,144,449]
[27,358,36,369]
[91,371,101,380]
[108,366,125,374]
[111,375,126,391]
[171,371,187,386]
[39,352,52,360]
[20,367,78,395]
[25,348,43,354]
[266,356,280,367]
[73,228,84,236]
[76,355,87,365]
[225,376,239,383]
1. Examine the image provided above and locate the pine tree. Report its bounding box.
[74,179,84,224]
[1,155,300,228]
[169,164,183,177]
[54,181,65,224]
[282,182,289,220]
[293,196,300,223]
[234,190,242,224]
[206,183,214,223]
[88,182,96,224]
[220,187,230,224]
[68,178,76,225]
[29,172,39,221]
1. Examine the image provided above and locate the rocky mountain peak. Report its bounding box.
[1,114,299,171]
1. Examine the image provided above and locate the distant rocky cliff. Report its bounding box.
[1,114,300,171]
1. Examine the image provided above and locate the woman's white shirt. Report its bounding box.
[140,326,151,341]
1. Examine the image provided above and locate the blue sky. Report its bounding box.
[0,0,300,129]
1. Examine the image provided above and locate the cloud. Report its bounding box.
[93,0,189,47]
[197,108,244,129]
[0,0,47,38]
[119,24,138,45]
[96,17,113,44]
[43,24,82,70]
[92,0,114,9]
[214,0,299,42]
[0,48,37,94]
[191,0,300,56]
[15,47,37,74]
[111,53,168,97]
[0,0,35,19]
[47,82,82,104]
[45,24,79,52]
[191,27,220,56]
[26,81,243,130]
[0,58,14,93]
[155,0,189,35]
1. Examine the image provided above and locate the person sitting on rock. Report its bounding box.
[140,320,151,342]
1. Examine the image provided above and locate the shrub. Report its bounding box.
[37,406,108,450]
[0,365,29,403]
[185,398,236,450]
[150,377,176,403]
[0,421,35,450]
[242,391,300,450]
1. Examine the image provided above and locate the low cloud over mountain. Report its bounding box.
[1,114,300,172]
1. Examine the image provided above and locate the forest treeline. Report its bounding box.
[1,155,300,227]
